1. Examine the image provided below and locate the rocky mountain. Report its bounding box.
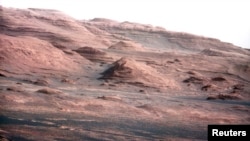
[0,7,249,141]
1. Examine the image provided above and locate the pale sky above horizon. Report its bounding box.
[1,0,250,49]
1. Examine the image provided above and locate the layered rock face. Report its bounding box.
[0,6,249,141]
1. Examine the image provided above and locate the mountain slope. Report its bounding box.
[83,18,249,54]
[0,7,109,49]
[0,7,250,141]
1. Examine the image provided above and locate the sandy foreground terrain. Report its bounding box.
[0,7,250,141]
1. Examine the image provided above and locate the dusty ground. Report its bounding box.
[0,7,250,141]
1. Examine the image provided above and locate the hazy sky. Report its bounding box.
[1,0,250,49]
